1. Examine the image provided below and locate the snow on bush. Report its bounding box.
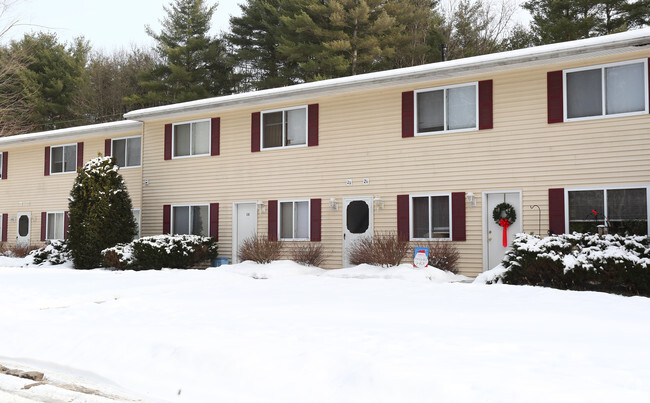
[28,240,72,266]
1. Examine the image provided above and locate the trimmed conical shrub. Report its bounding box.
[67,156,137,269]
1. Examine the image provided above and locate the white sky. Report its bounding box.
[0,0,529,53]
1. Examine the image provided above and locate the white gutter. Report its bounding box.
[125,28,650,121]
[0,120,142,147]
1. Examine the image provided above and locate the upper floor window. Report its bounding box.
[567,186,648,235]
[279,200,310,240]
[565,59,648,120]
[172,204,209,236]
[415,83,477,135]
[262,106,307,149]
[410,194,451,240]
[46,212,65,240]
[173,120,210,158]
[51,144,77,174]
[112,136,141,168]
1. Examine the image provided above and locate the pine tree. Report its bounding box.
[68,156,137,269]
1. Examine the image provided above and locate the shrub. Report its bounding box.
[413,241,460,273]
[1,243,40,258]
[102,234,218,270]
[29,241,72,265]
[68,156,138,269]
[292,243,325,267]
[238,235,282,264]
[348,232,410,267]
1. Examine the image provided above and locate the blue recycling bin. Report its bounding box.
[211,257,230,267]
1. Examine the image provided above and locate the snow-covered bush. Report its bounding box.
[68,156,137,269]
[102,234,218,270]
[238,235,282,264]
[348,232,410,268]
[494,233,650,296]
[29,240,72,265]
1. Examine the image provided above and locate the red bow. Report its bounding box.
[592,209,598,217]
[499,218,510,229]
[499,219,510,247]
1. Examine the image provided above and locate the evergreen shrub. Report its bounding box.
[29,240,71,265]
[102,234,218,270]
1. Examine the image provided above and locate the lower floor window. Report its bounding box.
[280,200,309,240]
[411,194,451,240]
[568,187,648,235]
[47,212,65,240]
[172,205,208,236]
[132,209,141,239]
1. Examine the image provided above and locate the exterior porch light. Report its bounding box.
[329,198,339,211]
[256,200,266,213]
[373,196,384,210]
[466,192,476,207]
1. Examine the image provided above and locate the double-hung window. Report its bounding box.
[410,194,451,240]
[172,205,209,236]
[46,212,65,240]
[262,106,307,149]
[565,59,648,120]
[112,136,141,168]
[173,120,210,158]
[567,186,648,235]
[415,83,477,134]
[51,144,77,174]
[279,200,310,240]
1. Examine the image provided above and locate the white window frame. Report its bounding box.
[564,185,650,234]
[414,82,479,136]
[0,151,3,178]
[50,143,77,175]
[172,119,211,159]
[563,58,649,122]
[260,105,308,151]
[171,203,210,236]
[46,211,65,241]
[132,208,141,239]
[278,199,311,241]
[111,135,142,168]
[409,193,452,241]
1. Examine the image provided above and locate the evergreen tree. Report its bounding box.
[68,156,137,269]
[383,0,439,68]
[126,0,233,106]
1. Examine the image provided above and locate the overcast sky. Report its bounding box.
[0,0,529,53]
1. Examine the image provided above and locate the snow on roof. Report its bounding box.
[125,28,650,121]
[0,120,142,147]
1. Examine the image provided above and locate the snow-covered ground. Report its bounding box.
[1,258,649,402]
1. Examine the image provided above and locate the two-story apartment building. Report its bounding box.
[2,29,649,276]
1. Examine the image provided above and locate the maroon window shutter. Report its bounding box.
[478,80,493,130]
[268,200,278,241]
[211,117,220,156]
[164,124,173,160]
[451,192,466,241]
[547,70,564,124]
[64,211,69,240]
[402,91,414,138]
[549,188,565,235]
[310,198,321,241]
[397,195,410,241]
[210,203,219,241]
[1,213,7,242]
[41,212,47,241]
[44,147,50,176]
[76,142,84,170]
[1,151,7,180]
[308,104,319,147]
[105,139,112,157]
[163,205,171,234]
[251,112,261,152]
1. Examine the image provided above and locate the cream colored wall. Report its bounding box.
[139,50,650,275]
[0,131,142,248]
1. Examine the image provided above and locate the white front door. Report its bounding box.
[342,197,373,267]
[233,203,257,263]
[16,212,31,248]
[486,192,522,270]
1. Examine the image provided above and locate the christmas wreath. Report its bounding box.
[492,202,516,247]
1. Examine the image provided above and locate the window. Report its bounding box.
[567,187,648,235]
[410,194,451,240]
[173,120,210,158]
[279,200,309,240]
[132,208,141,239]
[565,59,648,120]
[0,152,3,178]
[172,205,209,236]
[262,106,307,149]
[415,83,477,134]
[46,212,65,240]
[51,144,77,174]
[112,136,141,167]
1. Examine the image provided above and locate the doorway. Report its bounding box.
[342,196,373,267]
[484,192,522,271]
[16,212,31,248]
[232,202,257,263]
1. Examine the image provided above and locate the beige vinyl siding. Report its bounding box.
[138,50,650,275]
[0,131,142,248]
